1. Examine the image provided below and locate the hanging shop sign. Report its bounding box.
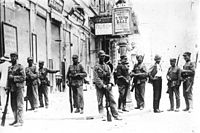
[90,16,112,35]
[48,0,64,13]
[112,7,133,35]
[2,22,18,56]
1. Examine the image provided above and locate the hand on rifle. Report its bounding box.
[8,74,14,79]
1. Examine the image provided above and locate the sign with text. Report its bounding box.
[112,7,133,35]
[95,23,112,35]
[2,22,18,56]
[91,16,112,35]
[49,0,64,13]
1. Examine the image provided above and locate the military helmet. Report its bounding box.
[27,57,33,61]
[170,58,176,62]
[98,50,105,57]
[154,54,161,61]
[39,61,44,64]
[10,52,18,57]
[183,52,191,57]
[72,54,78,59]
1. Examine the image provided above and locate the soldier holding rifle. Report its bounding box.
[7,52,25,127]
[93,50,122,121]
[181,52,196,113]
[67,55,87,114]
[166,58,181,112]
[116,55,130,112]
[25,57,39,111]
[131,55,147,110]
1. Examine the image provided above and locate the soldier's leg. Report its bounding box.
[43,85,49,108]
[139,83,145,108]
[32,85,39,109]
[27,85,34,109]
[77,86,84,113]
[153,80,159,111]
[168,87,174,110]
[153,78,162,111]
[135,84,140,108]
[183,82,189,110]
[122,85,129,110]
[174,86,180,110]
[108,89,119,118]
[16,88,24,124]
[72,86,78,109]
[187,86,193,110]
[10,92,17,123]
[38,85,44,107]
[96,88,104,114]
[118,86,124,109]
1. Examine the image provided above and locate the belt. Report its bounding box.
[155,76,162,79]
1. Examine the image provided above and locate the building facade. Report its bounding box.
[0,0,97,91]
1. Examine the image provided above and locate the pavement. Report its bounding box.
[0,82,200,133]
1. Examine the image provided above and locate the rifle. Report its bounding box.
[1,89,10,126]
[104,87,112,122]
[176,54,180,66]
[195,51,199,69]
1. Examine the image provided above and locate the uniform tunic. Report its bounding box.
[67,63,87,109]
[166,66,181,109]
[25,65,39,109]
[38,68,57,107]
[93,63,119,117]
[116,63,130,109]
[182,61,195,109]
[132,63,147,108]
[8,63,25,124]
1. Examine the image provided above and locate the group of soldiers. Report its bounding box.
[0,49,196,126]
[92,50,196,121]
[0,52,59,127]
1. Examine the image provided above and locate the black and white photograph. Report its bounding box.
[0,0,199,133]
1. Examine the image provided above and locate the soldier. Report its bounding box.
[116,55,130,112]
[148,55,163,113]
[166,58,181,112]
[67,55,87,114]
[131,55,147,110]
[25,57,39,111]
[8,52,25,127]
[38,61,59,108]
[181,52,195,113]
[93,50,122,120]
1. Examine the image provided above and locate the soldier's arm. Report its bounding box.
[177,67,182,84]
[25,67,38,80]
[77,64,87,78]
[93,66,105,89]
[47,68,59,74]
[13,65,25,83]
[182,62,195,75]
[137,65,148,78]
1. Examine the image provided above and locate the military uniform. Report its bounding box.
[131,55,147,109]
[38,61,59,108]
[148,55,163,113]
[67,58,87,113]
[166,58,181,111]
[116,55,130,111]
[25,57,39,110]
[93,50,121,120]
[8,52,25,126]
[181,52,195,112]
